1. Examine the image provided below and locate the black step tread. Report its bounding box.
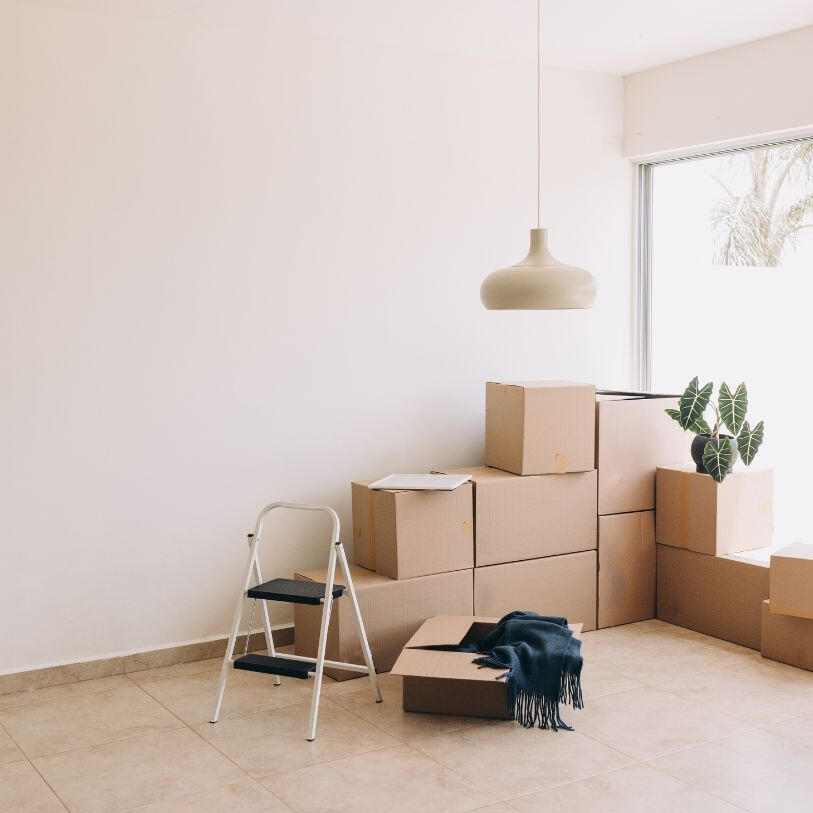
[247,578,344,605]
[233,654,315,679]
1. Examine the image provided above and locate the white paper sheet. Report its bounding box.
[368,473,472,491]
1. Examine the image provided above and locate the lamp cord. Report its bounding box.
[537,0,542,230]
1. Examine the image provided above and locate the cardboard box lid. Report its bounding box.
[725,545,777,566]
[596,389,680,400]
[771,543,813,564]
[489,380,593,390]
[391,615,582,683]
[294,563,393,588]
[433,465,520,484]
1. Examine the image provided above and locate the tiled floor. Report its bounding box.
[2,622,813,812]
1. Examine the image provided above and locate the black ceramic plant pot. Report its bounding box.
[691,433,739,475]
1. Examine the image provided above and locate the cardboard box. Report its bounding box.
[485,381,595,476]
[350,480,473,579]
[761,600,813,672]
[391,615,582,718]
[656,544,769,649]
[769,543,813,620]
[294,565,473,680]
[595,393,686,515]
[473,551,597,631]
[598,511,655,628]
[656,465,773,555]
[433,466,597,567]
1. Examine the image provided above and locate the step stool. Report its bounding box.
[210,501,381,740]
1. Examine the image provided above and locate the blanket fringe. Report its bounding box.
[473,658,583,731]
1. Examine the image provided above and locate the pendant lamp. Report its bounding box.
[480,0,596,310]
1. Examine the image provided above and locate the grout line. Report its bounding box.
[182,694,397,787]
[122,676,292,810]
[289,685,502,802]
[0,720,70,811]
[644,760,752,812]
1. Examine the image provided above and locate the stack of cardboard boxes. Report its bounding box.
[761,545,813,670]
[294,379,692,680]
[655,465,774,648]
[595,393,686,628]
[441,381,599,629]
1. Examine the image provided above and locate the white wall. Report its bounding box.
[624,25,813,159]
[0,0,631,674]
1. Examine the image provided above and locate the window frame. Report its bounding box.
[633,133,813,391]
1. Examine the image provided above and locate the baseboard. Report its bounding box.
[0,625,294,696]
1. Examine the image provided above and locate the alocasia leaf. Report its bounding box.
[702,437,734,483]
[691,415,712,435]
[679,376,712,431]
[719,381,748,435]
[737,420,764,466]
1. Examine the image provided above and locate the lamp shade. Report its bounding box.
[480,228,596,310]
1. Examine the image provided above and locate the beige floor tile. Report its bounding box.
[472,805,520,813]
[652,712,813,812]
[581,664,643,700]
[138,665,313,725]
[509,763,741,812]
[0,682,183,758]
[33,728,245,813]
[194,698,398,780]
[585,620,672,640]
[576,685,753,760]
[263,743,496,812]
[0,760,66,812]
[319,672,400,699]
[124,779,289,812]
[656,657,813,726]
[329,675,495,743]
[580,628,755,685]
[126,658,223,686]
[0,675,131,711]
[0,725,25,765]
[410,723,633,801]
[127,645,288,687]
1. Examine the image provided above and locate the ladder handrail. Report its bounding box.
[251,502,340,546]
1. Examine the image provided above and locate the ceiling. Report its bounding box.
[541,0,813,74]
[283,0,813,76]
[22,0,813,76]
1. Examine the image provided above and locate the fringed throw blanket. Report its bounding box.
[420,610,583,730]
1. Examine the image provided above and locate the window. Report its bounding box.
[637,137,813,544]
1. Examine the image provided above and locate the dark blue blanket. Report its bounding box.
[421,611,584,730]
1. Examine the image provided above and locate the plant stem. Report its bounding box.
[710,402,721,437]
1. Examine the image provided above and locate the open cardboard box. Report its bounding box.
[391,615,582,719]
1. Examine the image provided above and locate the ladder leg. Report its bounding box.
[307,543,338,741]
[337,543,382,702]
[252,557,281,687]
[210,535,259,723]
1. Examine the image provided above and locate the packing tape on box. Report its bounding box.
[366,488,377,570]
[554,453,567,474]
[639,512,648,559]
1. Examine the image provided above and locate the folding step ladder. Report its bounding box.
[210,502,381,741]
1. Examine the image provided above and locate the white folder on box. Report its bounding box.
[368,473,472,491]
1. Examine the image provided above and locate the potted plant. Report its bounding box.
[665,377,765,482]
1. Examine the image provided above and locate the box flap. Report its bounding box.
[432,465,519,484]
[391,615,582,682]
[771,543,813,563]
[293,564,393,588]
[596,389,681,399]
[489,380,593,390]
